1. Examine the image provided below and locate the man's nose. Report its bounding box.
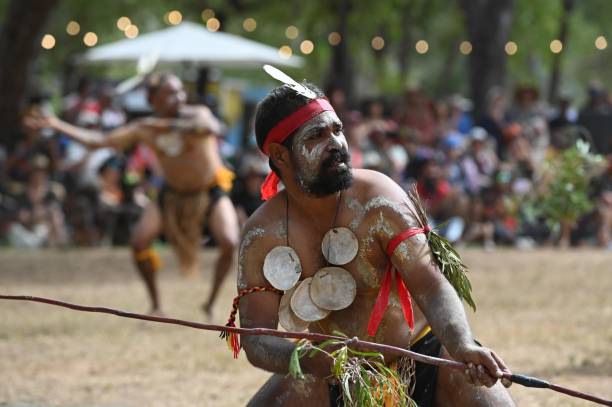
[327,132,345,150]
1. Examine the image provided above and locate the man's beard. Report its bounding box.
[295,149,354,197]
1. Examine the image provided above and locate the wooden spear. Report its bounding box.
[1,294,610,406]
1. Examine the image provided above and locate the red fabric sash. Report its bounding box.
[366,226,431,337]
[260,98,335,201]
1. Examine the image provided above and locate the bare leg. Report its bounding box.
[130,200,163,313]
[596,193,611,248]
[247,374,331,407]
[203,195,239,316]
[435,346,515,407]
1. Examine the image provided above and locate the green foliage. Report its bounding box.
[289,336,416,407]
[406,186,476,312]
[529,140,604,227]
[15,0,612,98]
[427,230,476,311]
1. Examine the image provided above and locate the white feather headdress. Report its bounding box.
[263,64,316,100]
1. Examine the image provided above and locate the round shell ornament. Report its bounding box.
[263,246,302,290]
[278,287,309,332]
[310,267,357,311]
[290,278,330,322]
[321,227,359,266]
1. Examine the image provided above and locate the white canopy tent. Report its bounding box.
[80,21,302,68]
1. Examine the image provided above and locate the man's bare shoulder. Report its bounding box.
[351,169,409,202]
[350,169,421,227]
[239,192,287,254]
[243,191,287,231]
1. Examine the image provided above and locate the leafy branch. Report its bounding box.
[289,334,416,407]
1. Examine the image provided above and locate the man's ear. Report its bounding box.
[268,143,291,171]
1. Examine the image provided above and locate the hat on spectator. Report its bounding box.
[442,132,464,151]
[448,94,473,111]
[469,126,488,142]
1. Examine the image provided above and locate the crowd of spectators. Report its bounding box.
[0,77,610,250]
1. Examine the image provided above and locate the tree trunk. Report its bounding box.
[326,0,354,103]
[0,0,58,146]
[459,0,515,120]
[398,1,413,86]
[435,40,460,97]
[548,0,574,104]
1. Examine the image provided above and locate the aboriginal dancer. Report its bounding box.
[25,73,239,316]
[227,69,515,406]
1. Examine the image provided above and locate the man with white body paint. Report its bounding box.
[25,73,239,317]
[238,82,515,406]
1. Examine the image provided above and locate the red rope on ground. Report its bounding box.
[1,294,610,406]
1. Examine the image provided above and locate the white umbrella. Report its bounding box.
[80,21,302,68]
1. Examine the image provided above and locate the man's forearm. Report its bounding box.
[242,335,295,374]
[171,118,220,135]
[49,117,105,149]
[419,278,475,357]
[242,335,333,377]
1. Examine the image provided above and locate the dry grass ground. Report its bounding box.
[0,247,610,407]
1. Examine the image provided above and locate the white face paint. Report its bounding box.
[290,111,350,193]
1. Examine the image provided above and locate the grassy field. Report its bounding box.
[0,247,610,406]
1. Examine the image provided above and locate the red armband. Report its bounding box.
[366,226,431,337]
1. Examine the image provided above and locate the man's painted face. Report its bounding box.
[152,76,186,116]
[289,110,353,196]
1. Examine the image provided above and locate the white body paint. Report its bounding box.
[290,111,349,192]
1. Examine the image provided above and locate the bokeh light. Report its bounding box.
[207,17,221,32]
[415,40,429,54]
[41,34,55,50]
[243,18,257,32]
[83,32,98,47]
[550,39,563,53]
[116,17,131,31]
[300,40,314,55]
[595,35,607,50]
[66,21,80,36]
[168,10,182,25]
[328,32,342,46]
[459,41,472,55]
[285,26,299,39]
[505,41,518,55]
[371,36,385,51]
[124,24,139,39]
[278,45,293,59]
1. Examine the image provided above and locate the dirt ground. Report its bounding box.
[0,247,610,407]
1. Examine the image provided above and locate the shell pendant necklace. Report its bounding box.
[264,191,358,331]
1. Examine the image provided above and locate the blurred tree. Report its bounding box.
[548,0,574,104]
[459,0,516,120]
[0,0,58,145]
[327,0,355,101]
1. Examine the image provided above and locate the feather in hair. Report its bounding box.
[263,64,316,99]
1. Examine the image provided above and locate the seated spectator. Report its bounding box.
[394,88,438,146]
[594,157,612,249]
[98,84,127,131]
[5,117,59,185]
[462,127,498,195]
[577,82,612,154]
[231,152,268,227]
[7,155,67,248]
[95,156,143,246]
[416,159,465,242]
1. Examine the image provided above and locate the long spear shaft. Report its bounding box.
[1,294,610,406]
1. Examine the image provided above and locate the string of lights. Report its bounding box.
[39,10,610,57]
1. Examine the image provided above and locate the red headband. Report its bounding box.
[260,98,335,200]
